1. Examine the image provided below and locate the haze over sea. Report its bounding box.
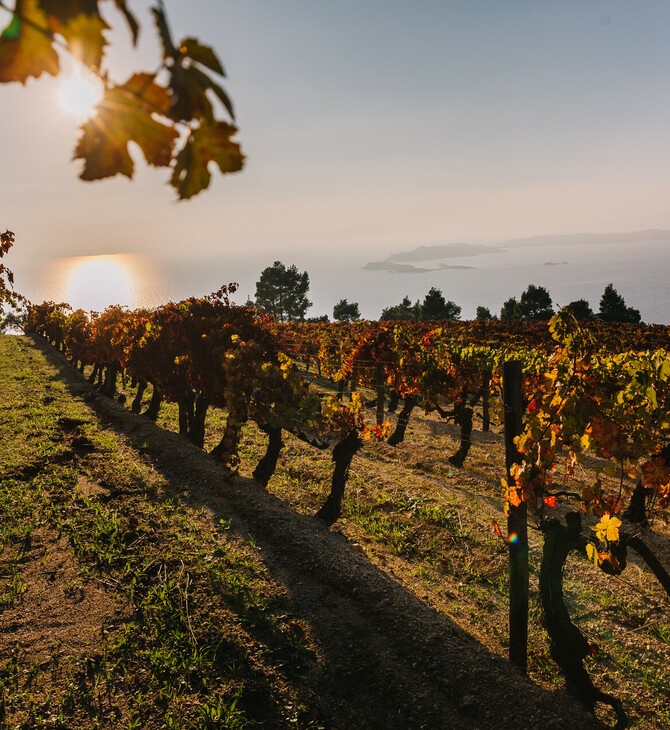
[24,233,670,326]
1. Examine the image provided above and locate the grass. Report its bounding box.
[0,336,317,728]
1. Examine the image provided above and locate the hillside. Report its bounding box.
[1,335,669,728]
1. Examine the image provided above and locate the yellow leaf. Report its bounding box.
[52,12,109,71]
[592,514,621,543]
[0,0,59,83]
[586,542,599,566]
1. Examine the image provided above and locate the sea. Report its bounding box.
[15,236,670,326]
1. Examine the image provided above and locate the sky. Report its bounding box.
[2,0,670,318]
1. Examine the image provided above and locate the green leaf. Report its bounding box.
[171,121,244,200]
[645,386,657,408]
[75,78,178,180]
[179,37,225,76]
[0,0,59,83]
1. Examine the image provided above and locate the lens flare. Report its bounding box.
[58,67,103,119]
[507,532,519,545]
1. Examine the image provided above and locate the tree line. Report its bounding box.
[251,261,643,325]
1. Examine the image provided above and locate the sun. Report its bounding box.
[66,256,133,313]
[58,67,104,119]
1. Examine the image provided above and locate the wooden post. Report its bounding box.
[375,363,385,426]
[503,360,528,673]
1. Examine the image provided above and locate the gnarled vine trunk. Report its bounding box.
[187,392,209,448]
[131,380,147,414]
[540,513,627,728]
[448,403,473,467]
[252,425,283,487]
[144,385,162,422]
[316,431,362,526]
[388,395,417,446]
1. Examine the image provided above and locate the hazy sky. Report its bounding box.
[2,0,670,315]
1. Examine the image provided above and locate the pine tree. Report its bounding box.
[598,284,641,323]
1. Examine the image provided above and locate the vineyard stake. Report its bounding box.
[503,360,528,673]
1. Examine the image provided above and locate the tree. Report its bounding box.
[1,309,25,333]
[563,299,594,320]
[255,262,311,321]
[380,296,420,321]
[500,297,518,321]
[306,314,329,323]
[420,287,461,321]
[476,306,494,321]
[516,284,553,320]
[333,299,360,323]
[0,2,242,199]
[501,285,553,321]
[598,284,641,323]
[0,229,23,310]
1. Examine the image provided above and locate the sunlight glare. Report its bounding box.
[66,256,133,313]
[58,67,103,119]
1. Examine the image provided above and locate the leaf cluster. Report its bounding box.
[0,1,243,198]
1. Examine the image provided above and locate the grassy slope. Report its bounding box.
[0,336,317,729]
[1,334,669,729]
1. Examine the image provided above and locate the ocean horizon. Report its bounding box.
[16,236,670,326]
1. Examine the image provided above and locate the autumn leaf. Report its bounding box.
[0,0,59,83]
[110,0,138,45]
[51,12,109,70]
[179,37,225,76]
[75,77,178,181]
[170,120,243,200]
[586,542,599,566]
[592,513,621,543]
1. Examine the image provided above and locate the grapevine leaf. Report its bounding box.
[645,386,657,408]
[110,0,138,45]
[55,12,109,70]
[151,5,177,60]
[121,72,172,115]
[75,78,178,181]
[0,0,59,83]
[166,64,235,122]
[179,37,225,76]
[585,542,599,566]
[170,121,243,200]
[592,514,621,543]
[38,0,98,21]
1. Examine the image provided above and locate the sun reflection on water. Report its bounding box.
[65,255,134,313]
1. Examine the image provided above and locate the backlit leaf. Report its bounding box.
[592,514,621,543]
[56,12,109,70]
[0,0,59,83]
[151,5,177,60]
[179,37,225,75]
[170,120,243,199]
[75,79,178,181]
[110,0,138,45]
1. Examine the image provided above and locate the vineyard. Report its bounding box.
[1,291,669,728]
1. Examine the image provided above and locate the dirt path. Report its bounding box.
[27,338,605,730]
